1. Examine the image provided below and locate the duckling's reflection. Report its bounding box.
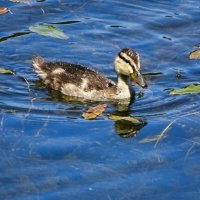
[34,82,147,138]
[112,103,147,138]
[115,119,146,138]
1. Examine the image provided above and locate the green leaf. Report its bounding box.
[0,68,15,75]
[29,23,68,40]
[170,84,200,95]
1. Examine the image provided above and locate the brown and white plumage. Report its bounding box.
[32,48,147,102]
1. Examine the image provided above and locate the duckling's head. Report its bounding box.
[115,48,147,88]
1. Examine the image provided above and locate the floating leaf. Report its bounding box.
[82,104,107,120]
[82,112,97,120]
[0,7,9,15]
[9,0,32,3]
[170,84,200,95]
[0,68,15,75]
[108,115,141,123]
[189,49,200,59]
[29,23,68,40]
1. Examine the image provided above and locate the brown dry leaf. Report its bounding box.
[0,7,9,15]
[87,104,107,115]
[82,104,107,120]
[189,49,200,59]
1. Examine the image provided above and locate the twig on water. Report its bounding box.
[154,111,200,148]
[19,75,31,94]
[185,142,196,160]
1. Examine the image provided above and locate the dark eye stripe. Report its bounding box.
[118,53,136,70]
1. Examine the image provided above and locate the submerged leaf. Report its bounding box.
[139,135,161,144]
[170,84,200,95]
[0,7,9,15]
[29,24,68,40]
[108,115,141,123]
[82,104,107,120]
[189,49,200,59]
[0,32,30,43]
[110,25,124,28]
[0,68,15,75]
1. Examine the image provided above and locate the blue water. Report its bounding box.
[0,0,200,199]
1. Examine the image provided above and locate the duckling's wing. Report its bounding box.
[33,56,116,92]
[58,63,116,91]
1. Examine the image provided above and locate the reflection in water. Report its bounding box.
[49,89,147,137]
[115,119,146,138]
[0,0,199,199]
[34,81,147,137]
[34,82,136,105]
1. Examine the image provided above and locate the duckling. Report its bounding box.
[32,48,147,102]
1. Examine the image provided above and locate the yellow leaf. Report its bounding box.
[139,135,160,144]
[82,112,97,120]
[108,115,141,123]
[0,68,15,75]
[189,49,200,59]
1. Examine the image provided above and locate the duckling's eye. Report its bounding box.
[107,82,113,87]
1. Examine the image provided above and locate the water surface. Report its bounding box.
[0,0,200,199]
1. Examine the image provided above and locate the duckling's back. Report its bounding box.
[32,55,116,99]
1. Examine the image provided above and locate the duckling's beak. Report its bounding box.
[130,72,147,89]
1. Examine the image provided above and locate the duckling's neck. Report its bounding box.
[117,74,131,99]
